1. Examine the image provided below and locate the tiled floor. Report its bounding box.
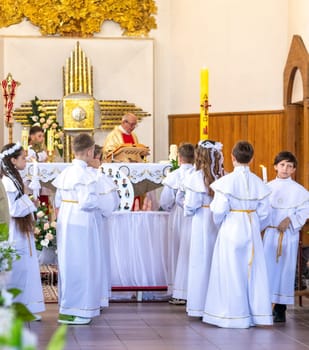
[28,299,309,350]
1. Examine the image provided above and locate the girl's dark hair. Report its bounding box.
[0,143,34,234]
[273,151,297,167]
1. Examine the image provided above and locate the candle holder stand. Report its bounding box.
[47,150,54,163]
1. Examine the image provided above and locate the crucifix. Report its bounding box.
[1,73,20,143]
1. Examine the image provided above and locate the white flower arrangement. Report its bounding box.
[0,241,20,273]
[28,96,64,157]
[34,201,57,251]
[169,144,178,162]
[168,144,179,172]
[0,227,65,349]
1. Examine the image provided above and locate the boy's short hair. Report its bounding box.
[232,141,254,164]
[178,143,195,164]
[29,125,44,135]
[73,133,95,153]
[274,151,297,167]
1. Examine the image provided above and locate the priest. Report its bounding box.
[102,112,140,159]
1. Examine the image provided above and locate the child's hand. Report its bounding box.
[88,158,101,169]
[29,195,40,208]
[278,217,291,232]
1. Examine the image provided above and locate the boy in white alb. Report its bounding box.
[53,133,101,325]
[159,143,195,303]
[88,145,120,309]
[203,141,273,328]
[26,126,48,162]
[263,151,309,323]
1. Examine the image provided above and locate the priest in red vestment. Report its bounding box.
[102,113,139,157]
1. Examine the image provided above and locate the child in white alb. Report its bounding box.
[1,142,45,321]
[263,151,309,323]
[88,145,120,309]
[203,141,273,328]
[53,133,101,325]
[159,143,195,304]
[184,140,224,317]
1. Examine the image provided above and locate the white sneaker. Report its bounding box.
[168,298,186,305]
[58,315,92,325]
[32,314,42,322]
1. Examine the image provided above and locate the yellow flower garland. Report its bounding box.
[0,0,157,37]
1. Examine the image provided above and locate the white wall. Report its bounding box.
[169,0,288,113]
[0,0,293,161]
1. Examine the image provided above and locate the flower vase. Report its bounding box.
[38,247,57,265]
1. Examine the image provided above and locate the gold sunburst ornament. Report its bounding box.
[0,0,157,37]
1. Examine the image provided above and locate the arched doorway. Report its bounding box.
[283,35,309,187]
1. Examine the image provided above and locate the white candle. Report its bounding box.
[21,127,29,150]
[260,165,267,183]
[30,160,40,199]
[33,160,38,177]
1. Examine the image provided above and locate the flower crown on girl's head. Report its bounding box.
[198,140,223,152]
[198,139,224,179]
[0,142,22,161]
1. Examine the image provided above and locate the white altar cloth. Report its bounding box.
[108,211,169,287]
[23,162,171,197]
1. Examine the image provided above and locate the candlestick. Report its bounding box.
[47,129,54,152]
[260,165,267,183]
[200,67,209,140]
[21,127,29,151]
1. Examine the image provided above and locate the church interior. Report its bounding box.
[1,0,309,349]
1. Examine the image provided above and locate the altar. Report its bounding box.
[23,162,171,198]
[23,161,171,288]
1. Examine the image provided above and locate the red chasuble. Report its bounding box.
[122,133,135,144]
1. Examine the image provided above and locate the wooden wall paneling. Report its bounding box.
[168,114,199,148]
[296,104,308,185]
[209,113,247,173]
[168,110,285,179]
[247,112,284,181]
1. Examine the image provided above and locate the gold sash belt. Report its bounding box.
[230,209,256,213]
[62,200,79,203]
[266,225,283,263]
[202,205,210,208]
[230,209,256,275]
